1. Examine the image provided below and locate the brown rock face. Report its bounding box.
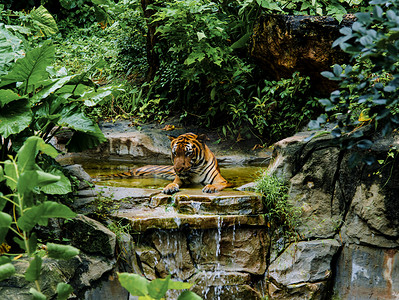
[250,14,355,96]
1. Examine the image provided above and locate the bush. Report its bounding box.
[255,170,300,235]
[314,0,399,164]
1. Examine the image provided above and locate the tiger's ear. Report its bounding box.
[197,134,208,143]
[167,134,177,141]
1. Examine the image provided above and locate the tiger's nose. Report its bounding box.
[176,167,184,173]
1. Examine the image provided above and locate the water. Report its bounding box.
[80,161,262,189]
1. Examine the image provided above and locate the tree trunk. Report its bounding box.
[141,0,159,82]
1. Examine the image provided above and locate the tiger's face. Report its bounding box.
[168,133,204,177]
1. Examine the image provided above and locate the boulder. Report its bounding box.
[189,227,269,275]
[65,214,117,258]
[63,164,93,190]
[250,14,354,96]
[152,230,196,280]
[268,239,340,299]
[0,254,117,300]
[334,244,399,300]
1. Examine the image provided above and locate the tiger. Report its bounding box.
[162,132,229,194]
[96,133,229,194]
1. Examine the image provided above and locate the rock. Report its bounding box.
[268,281,328,300]
[189,227,269,275]
[268,239,340,296]
[65,214,117,258]
[189,271,264,300]
[152,230,196,280]
[174,190,264,215]
[63,164,93,190]
[0,254,116,300]
[250,14,354,96]
[135,246,168,280]
[235,182,257,191]
[334,244,399,300]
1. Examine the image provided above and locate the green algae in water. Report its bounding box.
[83,162,261,189]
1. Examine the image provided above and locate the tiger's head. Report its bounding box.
[168,133,206,177]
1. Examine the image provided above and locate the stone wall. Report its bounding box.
[269,131,399,299]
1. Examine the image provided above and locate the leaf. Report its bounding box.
[0,212,12,245]
[3,160,17,190]
[357,139,373,150]
[17,136,59,173]
[0,99,32,139]
[0,263,15,281]
[148,276,170,299]
[177,290,202,300]
[0,24,25,76]
[29,5,58,36]
[118,273,149,297]
[0,89,23,107]
[47,243,79,260]
[29,288,46,300]
[56,282,74,300]
[231,32,251,49]
[25,255,42,282]
[0,40,54,91]
[196,31,206,41]
[17,202,76,232]
[39,168,72,195]
[168,280,192,290]
[30,75,74,105]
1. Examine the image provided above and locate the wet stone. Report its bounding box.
[151,230,196,281]
[174,190,264,215]
[189,227,269,275]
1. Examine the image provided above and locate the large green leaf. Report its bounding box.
[3,160,17,190]
[17,170,61,197]
[0,99,32,139]
[29,75,74,105]
[168,280,192,290]
[17,201,76,232]
[40,168,72,195]
[0,89,24,107]
[148,276,170,299]
[17,136,59,173]
[25,255,42,282]
[118,273,149,297]
[29,6,58,36]
[58,105,106,151]
[0,24,25,76]
[46,243,79,260]
[0,212,12,245]
[66,128,106,152]
[177,291,202,300]
[0,40,54,91]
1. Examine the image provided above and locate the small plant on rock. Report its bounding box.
[255,170,300,237]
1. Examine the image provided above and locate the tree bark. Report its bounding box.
[141,0,159,82]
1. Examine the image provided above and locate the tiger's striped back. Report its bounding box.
[96,165,175,181]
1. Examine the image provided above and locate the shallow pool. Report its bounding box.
[82,162,263,190]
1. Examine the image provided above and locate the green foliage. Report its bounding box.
[0,29,111,160]
[255,170,300,235]
[118,273,201,300]
[0,136,78,299]
[227,72,319,143]
[254,0,367,22]
[314,0,399,165]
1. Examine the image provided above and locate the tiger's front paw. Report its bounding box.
[202,184,219,193]
[163,183,180,194]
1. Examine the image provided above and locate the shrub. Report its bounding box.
[255,170,300,235]
[313,0,399,165]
